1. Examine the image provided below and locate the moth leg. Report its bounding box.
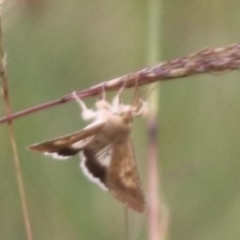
[111,93,121,112]
[133,98,149,117]
[72,91,97,121]
[95,82,106,102]
[94,82,112,110]
[101,82,107,101]
[111,77,129,112]
[130,75,149,117]
[111,88,123,111]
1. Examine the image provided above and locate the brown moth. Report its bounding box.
[28,90,149,212]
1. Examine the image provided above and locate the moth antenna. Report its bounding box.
[130,74,141,109]
[133,84,157,116]
[72,91,97,121]
[111,75,129,110]
[144,83,158,102]
[128,75,150,117]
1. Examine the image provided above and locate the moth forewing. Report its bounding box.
[28,122,105,157]
[107,138,145,212]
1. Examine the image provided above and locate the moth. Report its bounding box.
[28,89,149,212]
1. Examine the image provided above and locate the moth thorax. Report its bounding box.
[102,114,132,140]
[95,99,111,110]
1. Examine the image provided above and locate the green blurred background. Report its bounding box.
[1,0,240,239]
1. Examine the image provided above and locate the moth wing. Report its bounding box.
[107,138,145,212]
[28,122,105,158]
[80,144,112,190]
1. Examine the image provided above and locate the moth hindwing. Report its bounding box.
[28,90,148,212]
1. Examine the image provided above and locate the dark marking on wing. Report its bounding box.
[82,148,107,186]
[57,148,80,157]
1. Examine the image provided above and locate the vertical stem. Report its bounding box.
[0,15,34,240]
[146,0,169,239]
[124,207,129,240]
